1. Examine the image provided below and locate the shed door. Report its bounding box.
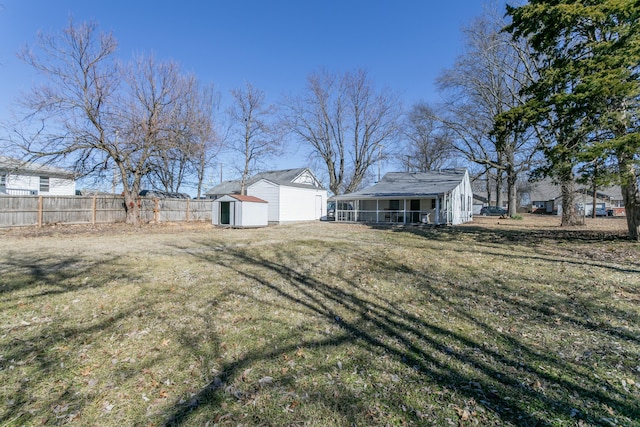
[220,201,231,225]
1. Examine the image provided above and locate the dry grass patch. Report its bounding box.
[0,217,638,426]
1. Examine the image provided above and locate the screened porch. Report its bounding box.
[334,197,451,225]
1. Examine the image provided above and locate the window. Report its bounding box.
[389,200,400,210]
[39,176,50,193]
[0,174,5,190]
[533,201,546,208]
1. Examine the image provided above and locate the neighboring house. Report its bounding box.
[524,179,625,216]
[212,194,268,228]
[332,168,473,225]
[205,168,328,224]
[0,156,76,196]
[206,180,243,200]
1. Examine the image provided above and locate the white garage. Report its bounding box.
[206,168,327,224]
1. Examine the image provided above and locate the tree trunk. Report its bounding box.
[591,181,597,219]
[506,148,518,217]
[495,171,504,209]
[485,171,492,208]
[618,155,640,241]
[507,170,517,217]
[122,190,140,225]
[559,176,581,226]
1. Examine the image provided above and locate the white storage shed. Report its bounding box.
[212,194,268,228]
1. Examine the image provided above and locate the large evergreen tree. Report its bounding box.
[503,0,640,237]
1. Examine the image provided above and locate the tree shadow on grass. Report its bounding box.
[0,252,147,425]
[378,223,640,273]
[0,252,123,299]
[163,239,639,426]
[377,223,640,344]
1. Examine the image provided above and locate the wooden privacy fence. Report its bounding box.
[0,195,213,228]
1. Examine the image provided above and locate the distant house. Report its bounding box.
[0,156,76,196]
[332,169,473,225]
[212,194,268,228]
[206,180,243,200]
[525,179,625,216]
[205,168,328,224]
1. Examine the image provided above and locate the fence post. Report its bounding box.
[154,198,159,223]
[92,196,97,224]
[37,195,43,227]
[186,198,190,222]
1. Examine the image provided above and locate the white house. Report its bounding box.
[206,168,327,224]
[332,169,473,225]
[212,194,268,228]
[0,156,76,196]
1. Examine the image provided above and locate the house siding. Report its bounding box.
[2,173,75,196]
[2,174,75,196]
[248,180,281,223]
[279,186,327,222]
[291,170,321,187]
[449,171,473,225]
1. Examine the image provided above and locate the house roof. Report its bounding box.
[228,194,268,203]
[0,156,75,179]
[528,178,624,202]
[205,168,323,196]
[206,180,242,195]
[334,168,469,200]
[251,168,308,185]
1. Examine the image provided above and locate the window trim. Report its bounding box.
[39,176,50,193]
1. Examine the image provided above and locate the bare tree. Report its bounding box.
[437,7,540,216]
[401,102,455,171]
[146,78,221,197]
[115,55,200,219]
[9,19,210,223]
[13,19,124,197]
[227,83,280,195]
[282,68,401,195]
[190,83,222,198]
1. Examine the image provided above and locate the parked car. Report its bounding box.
[326,201,336,220]
[325,201,353,221]
[595,207,615,217]
[139,189,191,199]
[480,206,507,216]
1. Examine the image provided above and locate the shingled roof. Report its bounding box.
[0,156,75,179]
[206,168,322,197]
[334,169,468,200]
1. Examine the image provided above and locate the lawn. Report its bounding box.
[0,216,638,426]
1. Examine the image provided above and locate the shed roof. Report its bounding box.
[334,169,468,200]
[228,194,268,203]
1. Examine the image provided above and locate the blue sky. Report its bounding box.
[0,0,505,191]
